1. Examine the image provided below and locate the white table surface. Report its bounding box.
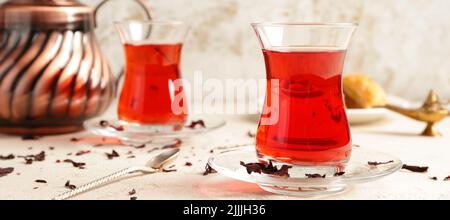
[0,112,449,200]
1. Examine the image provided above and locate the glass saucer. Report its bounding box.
[84,116,226,144]
[208,146,402,197]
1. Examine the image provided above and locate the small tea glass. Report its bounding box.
[252,23,357,174]
[114,21,190,127]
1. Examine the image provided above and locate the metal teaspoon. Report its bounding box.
[52,148,180,200]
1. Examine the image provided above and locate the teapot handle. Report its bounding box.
[94,0,153,87]
[94,0,153,25]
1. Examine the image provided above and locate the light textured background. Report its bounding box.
[2,0,450,101]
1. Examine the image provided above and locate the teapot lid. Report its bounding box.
[0,0,95,30]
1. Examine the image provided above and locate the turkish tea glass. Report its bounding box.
[115,21,189,126]
[253,23,357,174]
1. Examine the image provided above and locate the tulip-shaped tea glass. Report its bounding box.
[115,21,189,126]
[253,23,357,174]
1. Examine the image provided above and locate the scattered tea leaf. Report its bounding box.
[305,174,327,178]
[75,150,91,156]
[186,120,206,129]
[0,167,14,177]
[162,139,182,149]
[65,180,76,190]
[247,131,256,138]
[19,151,46,164]
[334,172,346,177]
[0,154,15,160]
[100,120,124,131]
[368,160,394,166]
[185,162,193,167]
[162,169,177,173]
[106,150,120,160]
[24,158,33,164]
[429,177,438,181]
[203,164,217,176]
[240,161,292,177]
[35,180,47,183]
[63,159,86,169]
[133,144,146,149]
[128,189,136,196]
[444,176,450,181]
[130,197,137,200]
[70,138,80,142]
[34,151,45,161]
[402,164,429,173]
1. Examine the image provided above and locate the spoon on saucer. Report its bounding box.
[52,148,180,200]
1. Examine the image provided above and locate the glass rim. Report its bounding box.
[251,22,358,28]
[114,20,187,26]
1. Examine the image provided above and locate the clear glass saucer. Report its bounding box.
[208,146,402,197]
[84,116,226,144]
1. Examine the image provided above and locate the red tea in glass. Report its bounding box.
[115,21,189,126]
[257,48,351,164]
[118,43,187,124]
[253,23,357,169]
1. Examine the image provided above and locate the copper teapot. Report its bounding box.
[0,0,151,135]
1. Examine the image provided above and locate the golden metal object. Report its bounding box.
[384,90,449,137]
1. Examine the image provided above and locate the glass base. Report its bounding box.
[208,146,402,198]
[260,184,348,198]
[84,115,226,144]
[257,155,348,197]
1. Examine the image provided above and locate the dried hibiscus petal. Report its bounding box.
[65,180,76,190]
[106,150,120,160]
[334,172,346,177]
[19,151,46,164]
[240,161,292,177]
[203,164,217,176]
[63,159,86,169]
[305,174,326,178]
[402,164,429,173]
[0,154,15,160]
[162,139,182,149]
[186,120,206,129]
[75,150,91,156]
[368,160,394,166]
[100,120,124,131]
[70,138,81,142]
[162,169,177,173]
[34,151,46,161]
[0,167,14,177]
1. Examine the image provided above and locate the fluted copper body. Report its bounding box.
[0,0,115,135]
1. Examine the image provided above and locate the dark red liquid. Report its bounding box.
[256,48,352,165]
[118,43,187,125]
